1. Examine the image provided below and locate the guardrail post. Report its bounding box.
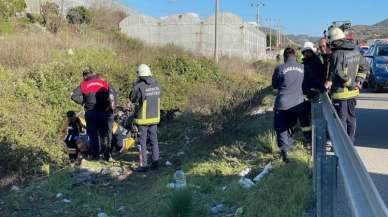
[312,95,328,217]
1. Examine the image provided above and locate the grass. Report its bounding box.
[0,16,312,217]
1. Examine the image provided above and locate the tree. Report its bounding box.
[40,2,62,34]
[66,6,93,25]
[0,0,26,20]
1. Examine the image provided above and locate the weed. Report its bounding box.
[166,189,194,217]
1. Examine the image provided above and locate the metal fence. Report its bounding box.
[119,12,267,61]
[312,93,388,217]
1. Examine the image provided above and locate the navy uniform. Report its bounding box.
[272,48,308,162]
[130,64,162,172]
[71,72,117,161]
[328,28,369,143]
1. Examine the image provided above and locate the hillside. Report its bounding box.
[286,34,321,46]
[0,4,312,217]
[373,18,388,27]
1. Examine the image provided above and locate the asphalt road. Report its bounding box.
[355,91,388,206]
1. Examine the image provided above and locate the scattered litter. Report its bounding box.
[67,49,74,55]
[97,212,109,217]
[165,161,172,166]
[211,204,224,214]
[239,177,255,189]
[222,185,228,191]
[234,207,244,217]
[117,206,126,212]
[63,199,71,203]
[238,168,252,177]
[167,183,175,189]
[56,193,63,198]
[10,185,20,192]
[177,151,185,156]
[253,162,272,183]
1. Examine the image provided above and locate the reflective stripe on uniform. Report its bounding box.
[301,126,312,132]
[356,72,367,79]
[331,88,359,100]
[67,148,77,154]
[135,99,161,125]
[344,78,352,87]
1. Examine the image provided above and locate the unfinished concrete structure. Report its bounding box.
[119,12,267,60]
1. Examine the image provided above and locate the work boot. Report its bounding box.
[134,166,149,173]
[150,161,159,171]
[280,150,289,163]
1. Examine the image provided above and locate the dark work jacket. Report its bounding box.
[71,75,117,112]
[272,57,305,110]
[303,54,326,99]
[129,76,162,125]
[329,40,370,92]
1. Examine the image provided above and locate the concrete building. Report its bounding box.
[119,12,267,60]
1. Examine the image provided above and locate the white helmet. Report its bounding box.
[301,41,317,53]
[137,64,152,77]
[328,27,346,42]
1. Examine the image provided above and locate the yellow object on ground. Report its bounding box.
[120,137,136,153]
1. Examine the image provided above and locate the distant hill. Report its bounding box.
[373,19,388,27]
[286,34,320,46]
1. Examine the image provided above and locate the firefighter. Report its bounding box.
[272,48,307,163]
[301,42,326,150]
[326,27,369,143]
[71,68,117,161]
[129,64,162,172]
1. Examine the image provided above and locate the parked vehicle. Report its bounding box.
[364,41,388,92]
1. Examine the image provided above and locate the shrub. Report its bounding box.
[0,0,26,20]
[166,189,193,217]
[66,6,93,25]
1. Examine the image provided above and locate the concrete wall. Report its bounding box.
[119,12,267,60]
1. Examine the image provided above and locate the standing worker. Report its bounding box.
[71,69,117,161]
[272,48,307,162]
[301,42,326,149]
[130,64,162,172]
[326,27,369,142]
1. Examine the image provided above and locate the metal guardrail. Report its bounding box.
[312,93,388,217]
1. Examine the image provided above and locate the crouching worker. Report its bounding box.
[111,121,136,154]
[272,48,306,163]
[129,64,162,172]
[61,111,86,161]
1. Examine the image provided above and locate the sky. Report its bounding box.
[120,0,388,36]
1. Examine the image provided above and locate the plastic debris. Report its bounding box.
[63,199,71,203]
[234,207,244,217]
[238,168,252,177]
[56,193,63,198]
[117,206,126,212]
[67,49,74,55]
[222,185,228,191]
[177,151,185,156]
[97,212,109,217]
[239,177,255,189]
[165,161,172,166]
[211,204,224,214]
[10,185,20,192]
[253,162,272,183]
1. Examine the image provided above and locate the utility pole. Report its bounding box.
[269,18,272,56]
[214,0,219,63]
[251,2,265,28]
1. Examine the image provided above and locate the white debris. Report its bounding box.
[253,162,272,183]
[56,193,63,198]
[67,49,74,55]
[177,151,185,156]
[238,168,252,177]
[97,212,109,217]
[239,177,255,189]
[117,206,126,212]
[10,185,20,192]
[165,161,172,166]
[222,185,228,191]
[167,183,175,189]
[62,199,71,203]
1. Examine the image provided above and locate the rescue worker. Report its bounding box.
[301,42,326,150]
[61,111,85,161]
[129,64,162,172]
[318,37,331,76]
[326,27,369,143]
[71,68,117,161]
[272,48,307,162]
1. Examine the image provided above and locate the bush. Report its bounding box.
[166,189,193,217]
[66,6,93,25]
[0,0,26,20]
